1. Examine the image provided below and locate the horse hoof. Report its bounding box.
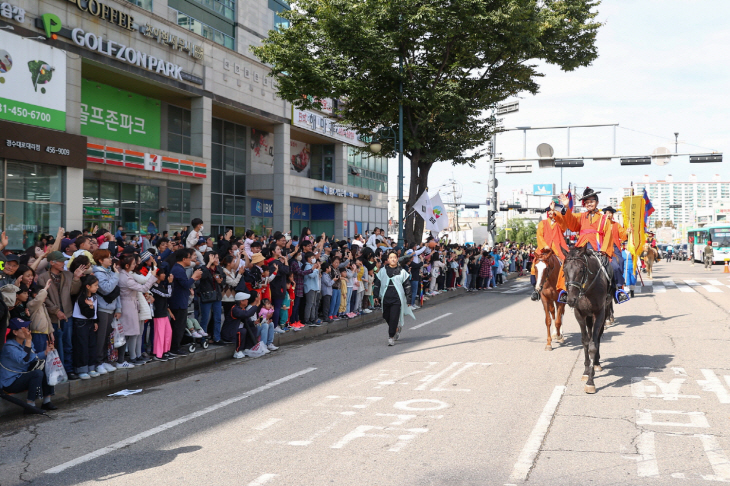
[581,374,589,381]
[584,385,596,394]
[545,345,553,351]
[557,337,565,343]
[594,365,603,372]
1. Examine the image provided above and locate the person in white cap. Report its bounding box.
[221,290,265,358]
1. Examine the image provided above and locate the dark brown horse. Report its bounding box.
[533,249,566,351]
[563,246,612,394]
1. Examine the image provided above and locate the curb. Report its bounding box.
[0,271,522,418]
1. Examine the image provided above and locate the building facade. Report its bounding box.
[0,0,387,249]
[624,176,730,228]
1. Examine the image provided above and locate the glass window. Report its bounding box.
[84,180,99,206]
[6,162,63,202]
[99,181,119,207]
[5,201,62,250]
[212,119,223,145]
[121,184,138,205]
[167,104,192,155]
[211,118,247,223]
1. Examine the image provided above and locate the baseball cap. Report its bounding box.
[8,317,30,331]
[4,254,19,263]
[197,236,207,246]
[60,238,75,251]
[234,292,251,301]
[46,251,65,262]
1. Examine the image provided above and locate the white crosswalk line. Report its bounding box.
[703,285,723,293]
[684,280,701,286]
[708,279,723,286]
[676,284,696,293]
[653,285,666,293]
[663,279,676,287]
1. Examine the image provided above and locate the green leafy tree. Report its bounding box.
[253,0,601,243]
[497,218,537,245]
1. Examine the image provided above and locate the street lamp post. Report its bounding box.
[369,122,404,246]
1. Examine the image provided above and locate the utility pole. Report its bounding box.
[487,132,497,247]
[674,132,679,154]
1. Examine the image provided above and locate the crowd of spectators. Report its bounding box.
[0,218,535,413]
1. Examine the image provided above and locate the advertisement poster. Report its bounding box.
[290,139,310,177]
[250,128,274,174]
[0,29,67,130]
[80,79,161,148]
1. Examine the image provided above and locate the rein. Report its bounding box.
[565,252,605,298]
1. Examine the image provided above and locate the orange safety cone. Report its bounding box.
[725,259,730,273]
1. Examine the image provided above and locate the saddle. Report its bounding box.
[587,249,613,285]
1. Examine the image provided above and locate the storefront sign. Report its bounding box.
[80,79,161,148]
[0,119,87,168]
[314,185,372,201]
[63,0,135,30]
[0,29,66,130]
[292,108,364,146]
[141,23,203,60]
[144,153,162,172]
[251,198,274,218]
[87,142,206,178]
[290,202,309,220]
[0,2,25,23]
[83,206,118,217]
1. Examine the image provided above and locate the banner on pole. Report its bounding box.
[622,195,646,273]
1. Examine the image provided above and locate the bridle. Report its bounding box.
[564,252,604,298]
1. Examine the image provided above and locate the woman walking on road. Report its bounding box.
[374,251,414,347]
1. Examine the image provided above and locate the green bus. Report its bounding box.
[687,223,730,263]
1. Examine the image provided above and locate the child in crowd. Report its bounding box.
[278,280,292,332]
[150,269,174,361]
[363,269,374,313]
[257,299,277,351]
[72,275,99,379]
[186,288,208,338]
[320,262,333,323]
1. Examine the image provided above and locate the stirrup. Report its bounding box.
[531,290,540,302]
[557,290,568,303]
[615,289,630,304]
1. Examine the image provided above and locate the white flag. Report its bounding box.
[428,192,449,232]
[413,191,432,223]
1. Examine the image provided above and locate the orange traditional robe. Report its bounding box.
[552,209,614,291]
[605,221,627,258]
[532,216,568,290]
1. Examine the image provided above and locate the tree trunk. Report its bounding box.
[403,150,431,245]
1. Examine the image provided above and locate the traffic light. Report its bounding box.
[620,157,651,165]
[554,159,584,167]
[690,154,722,163]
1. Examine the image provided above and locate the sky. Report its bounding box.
[387,0,730,215]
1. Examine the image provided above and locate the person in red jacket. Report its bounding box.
[553,187,630,305]
[531,205,568,301]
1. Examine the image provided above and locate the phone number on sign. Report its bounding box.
[0,103,52,123]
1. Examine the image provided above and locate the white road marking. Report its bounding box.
[697,369,730,404]
[703,285,723,293]
[708,279,723,286]
[684,279,701,286]
[672,367,688,376]
[635,409,710,428]
[509,385,566,482]
[653,285,666,293]
[410,313,452,330]
[247,474,278,486]
[415,362,462,390]
[622,431,659,477]
[676,284,696,293]
[253,418,282,431]
[663,279,676,286]
[429,362,491,392]
[393,399,451,411]
[44,368,317,474]
[697,434,730,481]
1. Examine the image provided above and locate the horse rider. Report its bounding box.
[704,239,714,270]
[601,206,628,292]
[531,205,568,301]
[552,187,630,305]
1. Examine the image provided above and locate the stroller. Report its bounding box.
[180,326,209,354]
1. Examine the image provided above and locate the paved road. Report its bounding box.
[1,260,729,485]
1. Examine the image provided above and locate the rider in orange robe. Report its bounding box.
[551,187,630,304]
[602,206,628,289]
[530,206,568,301]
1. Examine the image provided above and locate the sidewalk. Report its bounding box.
[0,273,520,417]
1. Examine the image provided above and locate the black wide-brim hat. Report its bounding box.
[602,206,617,213]
[579,187,601,201]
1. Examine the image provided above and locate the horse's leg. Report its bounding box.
[555,302,566,342]
[577,311,591,381]
[543,297,553,351]
[585,308,605,394]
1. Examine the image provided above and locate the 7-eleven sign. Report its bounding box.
[144,153,162,172]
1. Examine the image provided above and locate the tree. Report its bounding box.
[253,0,601,243]
[496,218,537,245]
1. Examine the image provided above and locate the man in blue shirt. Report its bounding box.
[169,248,202,356]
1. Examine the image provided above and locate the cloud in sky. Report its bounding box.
[388,0,730,210]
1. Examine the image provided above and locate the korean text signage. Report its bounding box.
[292,108,364,146]
[0,29,66,130]
[251,198,274,218]
[0,119,87,168]
[80,79,161,148]
[290,202,309,220]
[0,2,25,23]
[314,185,372,202]
[141,24,203,60]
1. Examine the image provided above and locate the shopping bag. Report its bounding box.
[45,349,67,386]
[112,318,126,349]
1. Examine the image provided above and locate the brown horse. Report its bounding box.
[642,243,658,279]
[534,249,567,351]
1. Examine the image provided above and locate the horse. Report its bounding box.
[563,246,613,394]
[533,249,566,351]
[642,244,658,279]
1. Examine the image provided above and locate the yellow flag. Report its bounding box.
[622,195,646,272]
